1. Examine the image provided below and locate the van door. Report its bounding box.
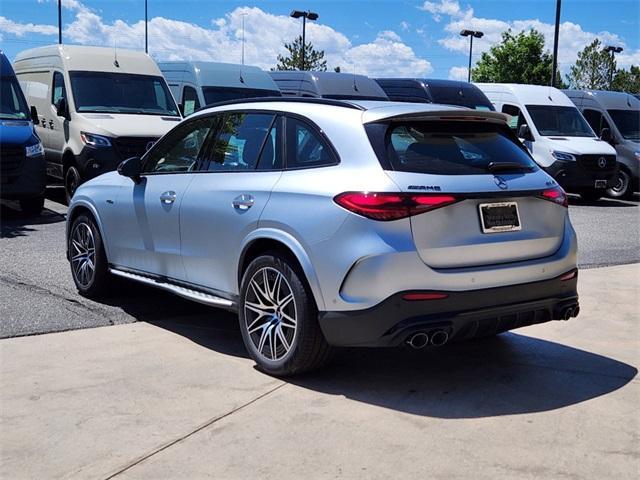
[47,71,69,173]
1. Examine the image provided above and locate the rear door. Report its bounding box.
[376,117,566,269]
[179,111,283,294]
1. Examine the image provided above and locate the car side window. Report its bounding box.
[204,113,275,171]
[142,116,215,174]
[52,71,66,106]
[286,117,336,169]
[182,86,200,116]
[501,104,527,133]
[256,116,283,171]
[583,109,610,136]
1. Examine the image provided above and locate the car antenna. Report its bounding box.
[239,12,246,84]
[113,40,119,68]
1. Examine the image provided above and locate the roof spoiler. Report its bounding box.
[363,109,509,124]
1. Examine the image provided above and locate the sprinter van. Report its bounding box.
[270,71,389,100]
[1,51,46,215]
[159,61,281,116]
[13,45,181,202]
[375,78,494,110]
[476,83,618,200]
[565,90,639,198]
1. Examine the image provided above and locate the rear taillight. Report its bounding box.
[334,192,459,221]
[539,186,568,208]
[402,292,449,301]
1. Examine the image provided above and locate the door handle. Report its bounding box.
[160,191,177,204]
[49,120,54,129]
[232,194,254,211]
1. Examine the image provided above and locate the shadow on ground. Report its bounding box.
[143,310,637,419]
[0,201,65,238]
[568,194,639,208]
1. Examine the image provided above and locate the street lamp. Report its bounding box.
[290,10,319,70]
[460,29,483,82]
[605,45,623,89]
[144,0,148,53]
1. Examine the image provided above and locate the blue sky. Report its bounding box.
[1,0,638,79]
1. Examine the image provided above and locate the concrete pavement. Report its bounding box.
[1,264,638,479]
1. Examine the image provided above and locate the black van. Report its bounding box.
[270,71,388,101]
[374,78,495,110]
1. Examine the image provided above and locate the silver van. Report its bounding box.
[159,62,281,116]
[565,90,639,198]
[270,71,388,100]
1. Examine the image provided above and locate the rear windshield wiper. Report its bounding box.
[486,161,533,172]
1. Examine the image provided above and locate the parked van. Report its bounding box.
[476,83,618,200]
[375,78,494,110]
[564,90,639,198]
[1,51,46,214]
[13,45,181,202]
[270,71,389,100]
[159,61,281,116]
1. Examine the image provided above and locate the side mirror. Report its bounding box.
[117,156,142,183]
[518,124,534,142]
[600,127,613,144]
[30,106,39,124]
[55,97,68,119]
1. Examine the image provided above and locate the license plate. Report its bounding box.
[595,180,607,189]
[479,202,522,233]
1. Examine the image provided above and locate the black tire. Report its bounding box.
[19,196,44,216]
[607,169,632,199]
[578,189,602,202]
[65,164,81,205]
[239,253,334,376]
[68,213,111,298]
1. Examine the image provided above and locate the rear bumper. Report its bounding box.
[545,159,618,191]
[318,270,578,347]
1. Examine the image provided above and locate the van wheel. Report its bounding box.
[239,253,334,376]
[607,169,631,199]
[578,190,602,202]
[68,213,111,298]
[19,196,44,216]
[65,165,81,205]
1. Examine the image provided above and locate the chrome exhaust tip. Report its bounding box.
[572,306,580,318]
[406,332,429,349]
[430,330,449,347]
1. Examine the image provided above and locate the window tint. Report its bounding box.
[501,104,525,132]
[256,116,283,170]
[526,105,594,137]
[286,117,335,169]
[143,116,215,174]
[52,71,66,105]
[0,76,29,119]
[608,109,640,140]
[205,113,274,171]
[383,121,537,175]
[582,109,611,136]
[182,86,200,116]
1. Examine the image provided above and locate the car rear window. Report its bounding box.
[371,121,537,175]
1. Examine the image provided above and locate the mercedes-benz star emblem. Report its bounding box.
[598,157,607,168]
[494,176,508,190]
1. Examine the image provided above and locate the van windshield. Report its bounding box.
[379,121,537,175]
[0,76,29,120]
[607,109,640,140]
[69,71,179,116]
[202,87,281,106]
[526,105,594,137]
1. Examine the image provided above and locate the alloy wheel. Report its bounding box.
[70,222,96,287]
[244,267,297,361]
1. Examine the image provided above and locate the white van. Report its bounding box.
[158,61,281,116]
[13,45,181,201]
[475,83,618,200]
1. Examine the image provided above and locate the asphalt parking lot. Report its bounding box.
[0,188,638,479]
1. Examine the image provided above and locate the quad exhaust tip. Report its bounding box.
[560,305,580,321]
[430,330,449,347]
[406,332,429,349]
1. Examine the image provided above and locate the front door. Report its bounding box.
[107,115,216,280]
[47,71,69,176]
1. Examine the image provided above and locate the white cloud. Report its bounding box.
[0,16,58,37]
[448,66,468,80]
[2,2,432,77]
[427,0,640,71]
[400,21,410,32]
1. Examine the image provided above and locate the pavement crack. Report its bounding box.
[103,382,286,479]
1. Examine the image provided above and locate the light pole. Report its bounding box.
[551,0,561,87]
[605,45,623,89]
[144,0,148,54]
[290,10,319,70]
[460,29,483,82]
[58,0,62,44]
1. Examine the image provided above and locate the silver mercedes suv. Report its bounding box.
[66,98,579,376]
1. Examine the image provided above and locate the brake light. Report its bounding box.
[334,192,459,221]
[539,187,568,208]
[402,292,449,301]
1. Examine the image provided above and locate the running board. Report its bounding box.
[109,268,235,309]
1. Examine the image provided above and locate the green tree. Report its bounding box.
[472,29,559,85]
[565,39,616,90]
[611,65,640,93]
[274,35,327,71]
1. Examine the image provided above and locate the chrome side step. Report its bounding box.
[109,268,234,309]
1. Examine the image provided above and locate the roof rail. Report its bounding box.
[203,96,366,111]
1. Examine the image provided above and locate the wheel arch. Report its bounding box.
[66,200,110,260]
[238,229,326,311]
